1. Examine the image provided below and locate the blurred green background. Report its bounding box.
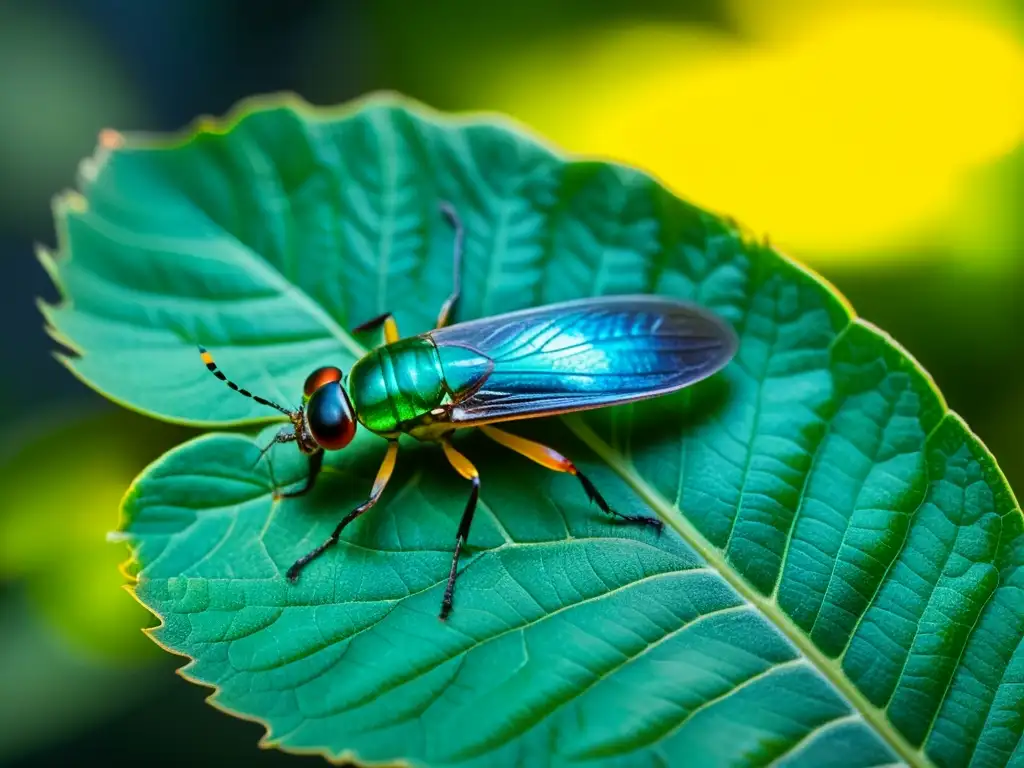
[1,0,1020,765]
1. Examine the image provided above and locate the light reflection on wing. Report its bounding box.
[426,295,738,425]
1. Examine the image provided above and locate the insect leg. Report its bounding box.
[478,425,662,531]
[352,312,400,344]
[439,437,480,620]
[285,440,399,582]
[435,201,464,329]
[276,450,325,499]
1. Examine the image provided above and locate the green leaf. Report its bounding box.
[41,93,1024,767]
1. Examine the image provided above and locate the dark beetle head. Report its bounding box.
[299,366,357,452]
[197,347,358,459]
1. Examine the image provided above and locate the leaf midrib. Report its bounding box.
[563,413,933,768]
[79,185,369,362]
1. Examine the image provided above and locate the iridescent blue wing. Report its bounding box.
[425,295,738,426]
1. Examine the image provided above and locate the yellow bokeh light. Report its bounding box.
[473,5,1023,259]
[0,412,190,663]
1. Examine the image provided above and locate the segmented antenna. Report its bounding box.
[198,346,293,416]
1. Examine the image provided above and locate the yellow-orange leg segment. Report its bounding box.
[352,312,401,345]
[439,438,481,620]
[286,440,400,582]
[478,425,663,531]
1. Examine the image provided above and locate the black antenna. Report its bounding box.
[198,346,293,416]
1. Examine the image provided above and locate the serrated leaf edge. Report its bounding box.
[56,91,1016,767]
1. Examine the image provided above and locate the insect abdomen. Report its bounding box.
[347,337,492,435]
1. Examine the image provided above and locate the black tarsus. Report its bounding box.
[575,469,663,531]
[277,450,325,499]
[352,312,394,336]
[351,201,464,336]
[285,488,365,582]
[440,473,481,620]
[436,201,464,329]
[285,495,364,582]
[285,444,395,582]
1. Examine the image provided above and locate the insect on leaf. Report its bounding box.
[40,94,1024,768]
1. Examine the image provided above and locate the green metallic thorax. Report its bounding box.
[346,336,492,437]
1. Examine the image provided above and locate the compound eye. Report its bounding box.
[306,381,356,451]
[303,366,343,398]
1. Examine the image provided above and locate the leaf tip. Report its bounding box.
[36,299,80,361]
[33,243,60,285]
[50,348,80,372]
[57,189,89,215]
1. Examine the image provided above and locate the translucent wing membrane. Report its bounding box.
[426,295,738,425]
